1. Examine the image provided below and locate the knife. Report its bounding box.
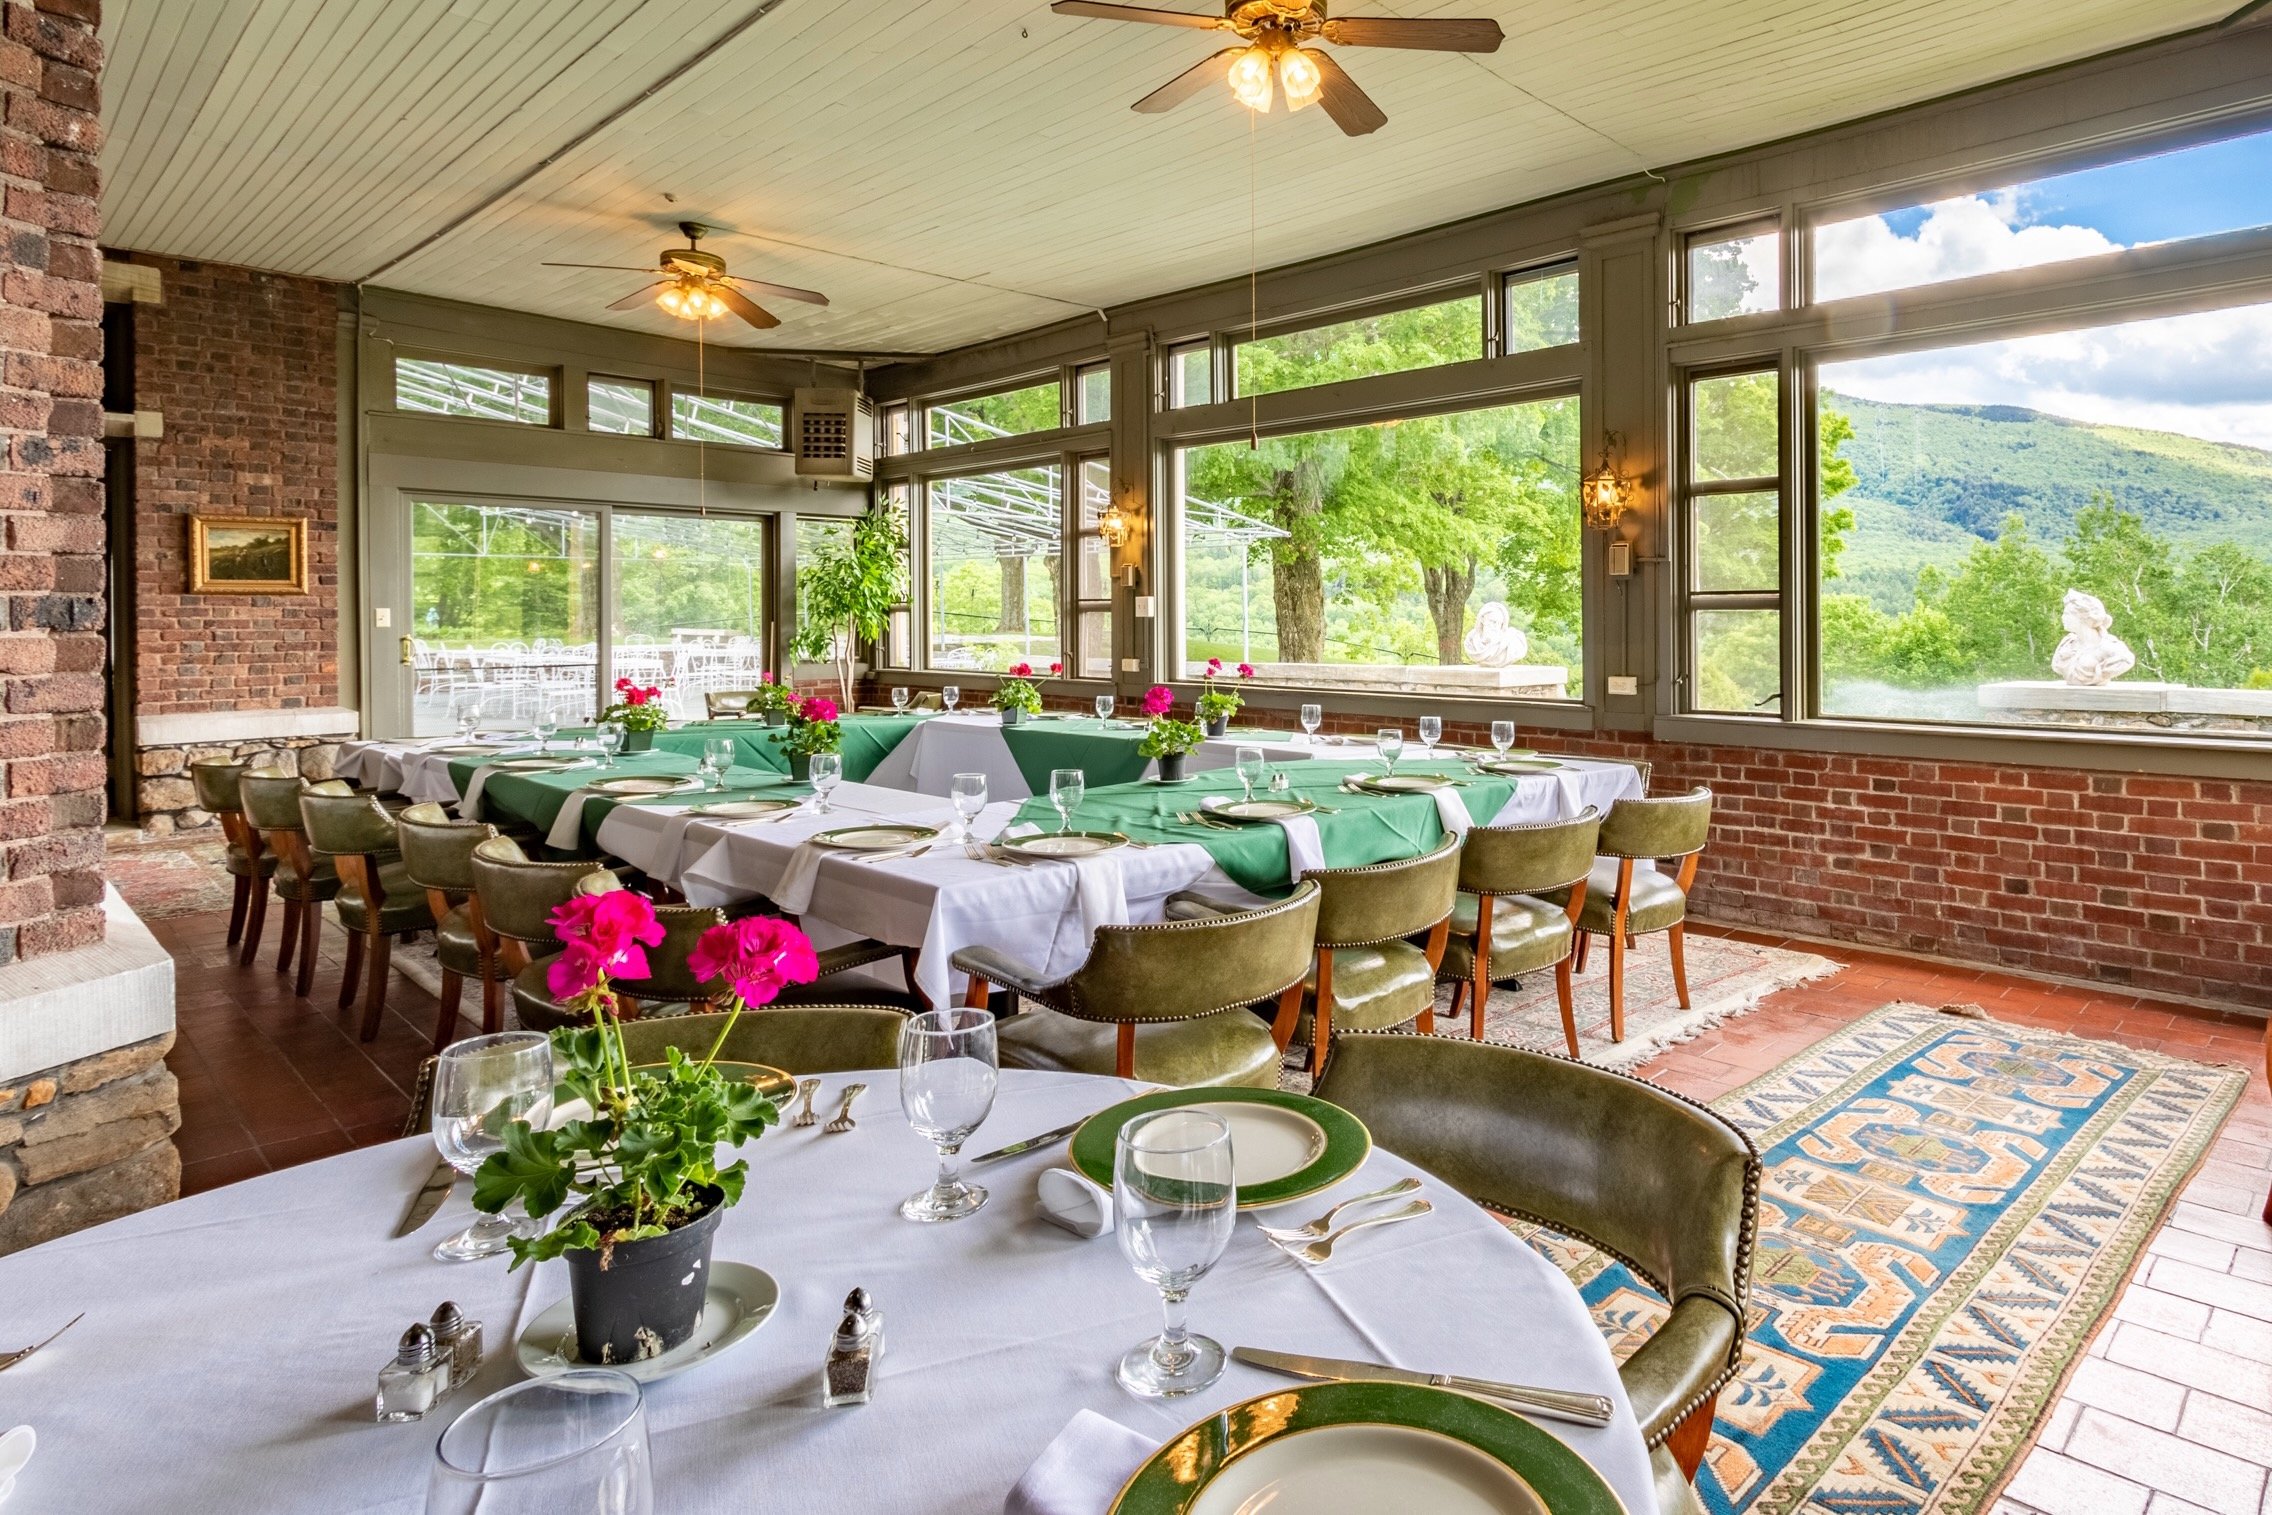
[394,1157,458,1238]
[969,1116,1090,1165]
[1230,1347,1615,1427]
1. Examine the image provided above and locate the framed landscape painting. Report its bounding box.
[190,515,306,595]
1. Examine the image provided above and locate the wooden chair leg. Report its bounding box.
[336,925,363,1007]
[1424,980,1449,1036]
[297,898,322,999]
[1665,1391,1718,1482]
[1270,981,1305,1051]
[1668,923,1691,1009]
[1468,897,1494,1042]
[1607,929,1626,1044]
[360,932,394,1040]
[1307,954,1335,1076]
[962,973,991,1010]
[276,898,302,975]
[226,875,251,946]
[481,967,504,1035]
[1573,930,1591,974]
[339,921,368,1010]
[239,884,270,967]
[433,969,466,1053]
[1554,954,1579,1058]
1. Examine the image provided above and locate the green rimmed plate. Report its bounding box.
[1476,758,1564,775]
[811,822,937,851]
[996,830,1128,859]
[1205,796,1316,823]
[1351,773,1450,794]
[1070,1088,1368,1210]
[1110,1382,1625,1515]
[693,798,801,819]
[432,743,503,756]
[591,775,701,797]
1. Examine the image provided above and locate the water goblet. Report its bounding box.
[1095,694,1115,722]
[1234,745,1266,803]
[534,707,560,751]
[1418,714,1442,761]
[1049,768,1085,833]
[455,698,480,743]
[424,1369,652,1515]
[951,772,988,842]
[1491,720,1516,757]
[430,1032,554,1263]
[1376,728,1405,776]
[809,752,843,813]
[891,686,910,714]
[1113,1109,1236,1398]
[941,685,960,713]
[1299,703,1322,746]
[594,723,623,771]
[702,738,736,791]
[897,1008,998,1222]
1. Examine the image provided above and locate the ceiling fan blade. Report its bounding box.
[1308,50,1388,136]
[1320,15,1504,52]
[1051,0,1230,30]
[1133,46,1244,113]
[606,281,668,311]
[543,262,664,272]
[727,275,829,307]
[716,285,782,330]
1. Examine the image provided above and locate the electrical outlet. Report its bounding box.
[1134,595,1157,618]
[1608,675,1638,696]
[374,607,391,627]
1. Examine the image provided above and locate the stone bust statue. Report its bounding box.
[1462,602,1529,667]
[2050,589,2136,687]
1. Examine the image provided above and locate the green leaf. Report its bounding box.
[471,1120,577,1217]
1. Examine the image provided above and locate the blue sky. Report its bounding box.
[2005,126,2272,247]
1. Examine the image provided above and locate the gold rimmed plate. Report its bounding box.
[812,823,937,851]
[591,775,701,797]
[493,756,585,772]
[1476,758,1564,775]
[693,798,801,819]
[1204,797,1315,823]
[1351,773,1449,794]
[995,830,1128,859]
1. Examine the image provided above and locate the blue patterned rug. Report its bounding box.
[1518,1003,2245,1515]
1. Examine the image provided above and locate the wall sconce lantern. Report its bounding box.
[1097,498,1135,550]
[1582,431,1632,531]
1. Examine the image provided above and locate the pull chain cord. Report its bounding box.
[696,314,709,518]
[1248,108,1259,450]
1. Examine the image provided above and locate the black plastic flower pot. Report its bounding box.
[1203,717,1228,738]
[787,752,812,782]
[1156,753,1186,782]
[760,711,785,728]
[621,729,654,753]
[1000,706,1023,726]
[564,1185,726,1366]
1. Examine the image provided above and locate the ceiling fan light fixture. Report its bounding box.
[657,276,728,321]
[1277,45,1322,111]
[1226,43,1275,112]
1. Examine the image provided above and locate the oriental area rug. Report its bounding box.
[1516,1003,2245,1515]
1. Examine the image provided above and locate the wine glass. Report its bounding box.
[1376,728,1405,777]
[454,696,479,743]
[425,1369,651,1515]
[1491,719,1516,757]
[702,738,736,791]
[1049,768,1085,833]
[594,723,623,771]
[1299,703,1322,746]
[1235,745,1266,803]
[1418,715,1442,761]
[1095,694,1115,722]
[809,752,843,813]
[897,1008,998,1222]
[1113,1109,1236,1398]
[534,707,560,751]
[941,685,960,713]
[891,686,910,714]
[951,772,988,842]
[430,1032,554,1263]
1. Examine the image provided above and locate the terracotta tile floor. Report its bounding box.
[153,906,2272,1513]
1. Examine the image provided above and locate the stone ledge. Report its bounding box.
[0,1142,179,1258]
[136,706,361,747]
[0,888,174,1084]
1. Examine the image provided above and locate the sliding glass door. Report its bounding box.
[612,512,771,722]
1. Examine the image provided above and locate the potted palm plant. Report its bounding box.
[1137,686,1204,782]
[600,679,670,751]
[470,895,819,1367]
[780,694,842,780]
[791,503,909,709]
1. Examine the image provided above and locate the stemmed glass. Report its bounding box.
[455,697,480,743]
[594,723,623,771]
[1376,728,1405,777]
[1095,694,1115,722]
[1491,720,1516,758]
[534,707,560,752]
[897,1008,998,1222]
[1049,768,1085,834]
[809,752,843,813]
[430,1032,554,1263]
[891,686,910,714]
[1113,1109,1236,1398]
[424,1369,651,1515]
[951,772,988,842]
[1235,745,1266,803]
[702,738,736,791]
[1418,715,1442,762]
[1299,703,1322,746]
[941,685,960,714]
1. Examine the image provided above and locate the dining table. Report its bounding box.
[862,712,1320,801]
[0,1068,1656,1513]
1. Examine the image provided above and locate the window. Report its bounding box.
[1168,342,1211,408]
[926,466,1062,671]
[670,391,783,448]
[1077,363,1112,425]
[927,379,1060,448]
[1234,293,1483,399]
[1176,397,1581,698]
[407,501,597,733]
[587,377,654,436]
[1814,304,2272,738]
[1503,265,1580,352]
[882,403,912,457]
[613,514,769,721]
[395,358,551,425]
[1814,124,2272,303]
[1685,368,1783,714]
[1684,224,1781,323]
[1074,457,1113,679]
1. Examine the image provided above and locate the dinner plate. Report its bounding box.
[1070,1088,1368,1209]
[1476,758,1563,774]
[643,1058,795,1100]
[1352,773,1448,794]
[1110,1383,1624,1515]
[694,798,800,819]
[515,1261,779,1385]
[812,823,937,851]
[493,757,584,772]
[1204,796,1315,822]
[995,830,1127,858]
[590,775,699,797]
[432,744,501,756]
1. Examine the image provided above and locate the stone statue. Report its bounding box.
[2050,589,2135,687]
[1461,602,1529,668]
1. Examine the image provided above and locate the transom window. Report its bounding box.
[927,379,1061,448]
[1233,292,1484,399]
[395,358,551,424]
[669,391,784,448]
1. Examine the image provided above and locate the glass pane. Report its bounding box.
[1178,396,1581,699]
[1692,371,1779,481]
[927,380,1060,447]
[1235,295,1483,399]
[1695,491,1780,592]
[587,378,653,435]
[1816,304,2272,738]
[1079,609,1112,680]
[1170,344,1211,408]
[883,404,912,456]
[1686,228,1779,322]
[794,515,853,666]
[928,466,1062,671]
[670,392,783,448]
[1504,267,1579,353]
[1078,457,1108,528]
[1078,364,1112,424]
[408,500,598,734]
[1078,458,1111,600]
[1815,125,2272,303]
[1694,609,1782,714]
[395,358,549,424]
[613,514,769,722]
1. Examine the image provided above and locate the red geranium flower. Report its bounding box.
[689,916,820,1009]
[798,695,839,724]
[1236,663,1255,679]
[1049,660,1063,676]
[1141,685,1174,717]
[1008,662,1033,678]
[545,891,665,998]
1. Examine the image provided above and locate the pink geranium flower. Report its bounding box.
[760,670,776,684]
[1008,662,1032,678]
[1205,657,1223,675]
[1141,685,1174,717]
[547,891,665,997]
[1049,660,1063,676]
[1236,663,1255,679]
[689,916,821,1009]
[798,695,839,724]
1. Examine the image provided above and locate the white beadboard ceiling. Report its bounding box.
[100,0,2228,356]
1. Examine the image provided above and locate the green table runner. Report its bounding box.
[446,749,801,851]
[1010,758,1518,895]
[998,718,1304,793]
[544,713,921,782]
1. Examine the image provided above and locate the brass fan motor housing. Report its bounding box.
[1228,0,1324,37]
[661,248,727,277]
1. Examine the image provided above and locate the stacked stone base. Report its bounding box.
[134,736,341,835]
[0,1030,180,1256]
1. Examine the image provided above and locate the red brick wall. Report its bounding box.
[129,254,338,715]
[0,0,105,961]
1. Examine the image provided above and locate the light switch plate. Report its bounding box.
[374,607,391,627]
[1121,658,1140,672]
[1134,595,1157,618]
[1608,676,1638,696]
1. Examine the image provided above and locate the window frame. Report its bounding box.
[1678,216,1786,327]
[664,385,788,451]
[1226,279,1492,402]
[585,374,658,438]
[391,352,560,427]
[914,453,1081,680]
[1499,259,1583,355]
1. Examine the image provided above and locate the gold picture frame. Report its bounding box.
[189,515,306,595]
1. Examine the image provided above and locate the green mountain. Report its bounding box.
[1824,390,2272,612]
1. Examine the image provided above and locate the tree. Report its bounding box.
[792,502,909,705]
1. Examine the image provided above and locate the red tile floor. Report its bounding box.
[154,905,2272,1514]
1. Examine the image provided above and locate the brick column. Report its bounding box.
[0,0,104,963]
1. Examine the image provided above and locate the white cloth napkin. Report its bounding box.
[771,840,826,914]
[1199,798,1326,879]
[545,788,602,850]
[1035,1168,1113,1238]
[0,1424,32,1507]
[456,764,499,820]
[1430,784,1471,838]
[1003,1410,1154,1515]
[999,825,1131,934]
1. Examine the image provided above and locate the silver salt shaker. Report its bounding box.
[376,1323,447,1423]
[822,1287,883,1407]
[429,1301,481,1394]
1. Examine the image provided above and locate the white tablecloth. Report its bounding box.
[0,1070,1651,1514]
[864,714,1320,801]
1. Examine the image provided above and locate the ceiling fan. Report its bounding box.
[542,222,829,331]
[1050,0,1503,136]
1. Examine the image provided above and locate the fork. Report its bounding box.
[790,1077,822,1128]
[964,842,1013,867]
[0,1311,83,1372]
[823,1082,867,1134]
[1277,1199,1433,1264]
[1255,1177,1423,1243]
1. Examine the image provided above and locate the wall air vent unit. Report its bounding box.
[791,389,874,481]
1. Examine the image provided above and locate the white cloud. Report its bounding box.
[1814,193,2121,301]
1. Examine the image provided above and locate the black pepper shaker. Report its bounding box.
[429,1301,481,1394]
[823,1287,882,1406]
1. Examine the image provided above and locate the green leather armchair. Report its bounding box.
[1550,788,1713,1046]
[1439,810,1601,1056]
[467,836,623,1033]
[302,788,437,1039]
[395,803,506,1051]
[611,1005,910,1075]
[1313,1030,1756,1515]
[238,771,345,985]
[602,895,730,1023]
[190,759,274,952]
[952,880,1323,1088]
